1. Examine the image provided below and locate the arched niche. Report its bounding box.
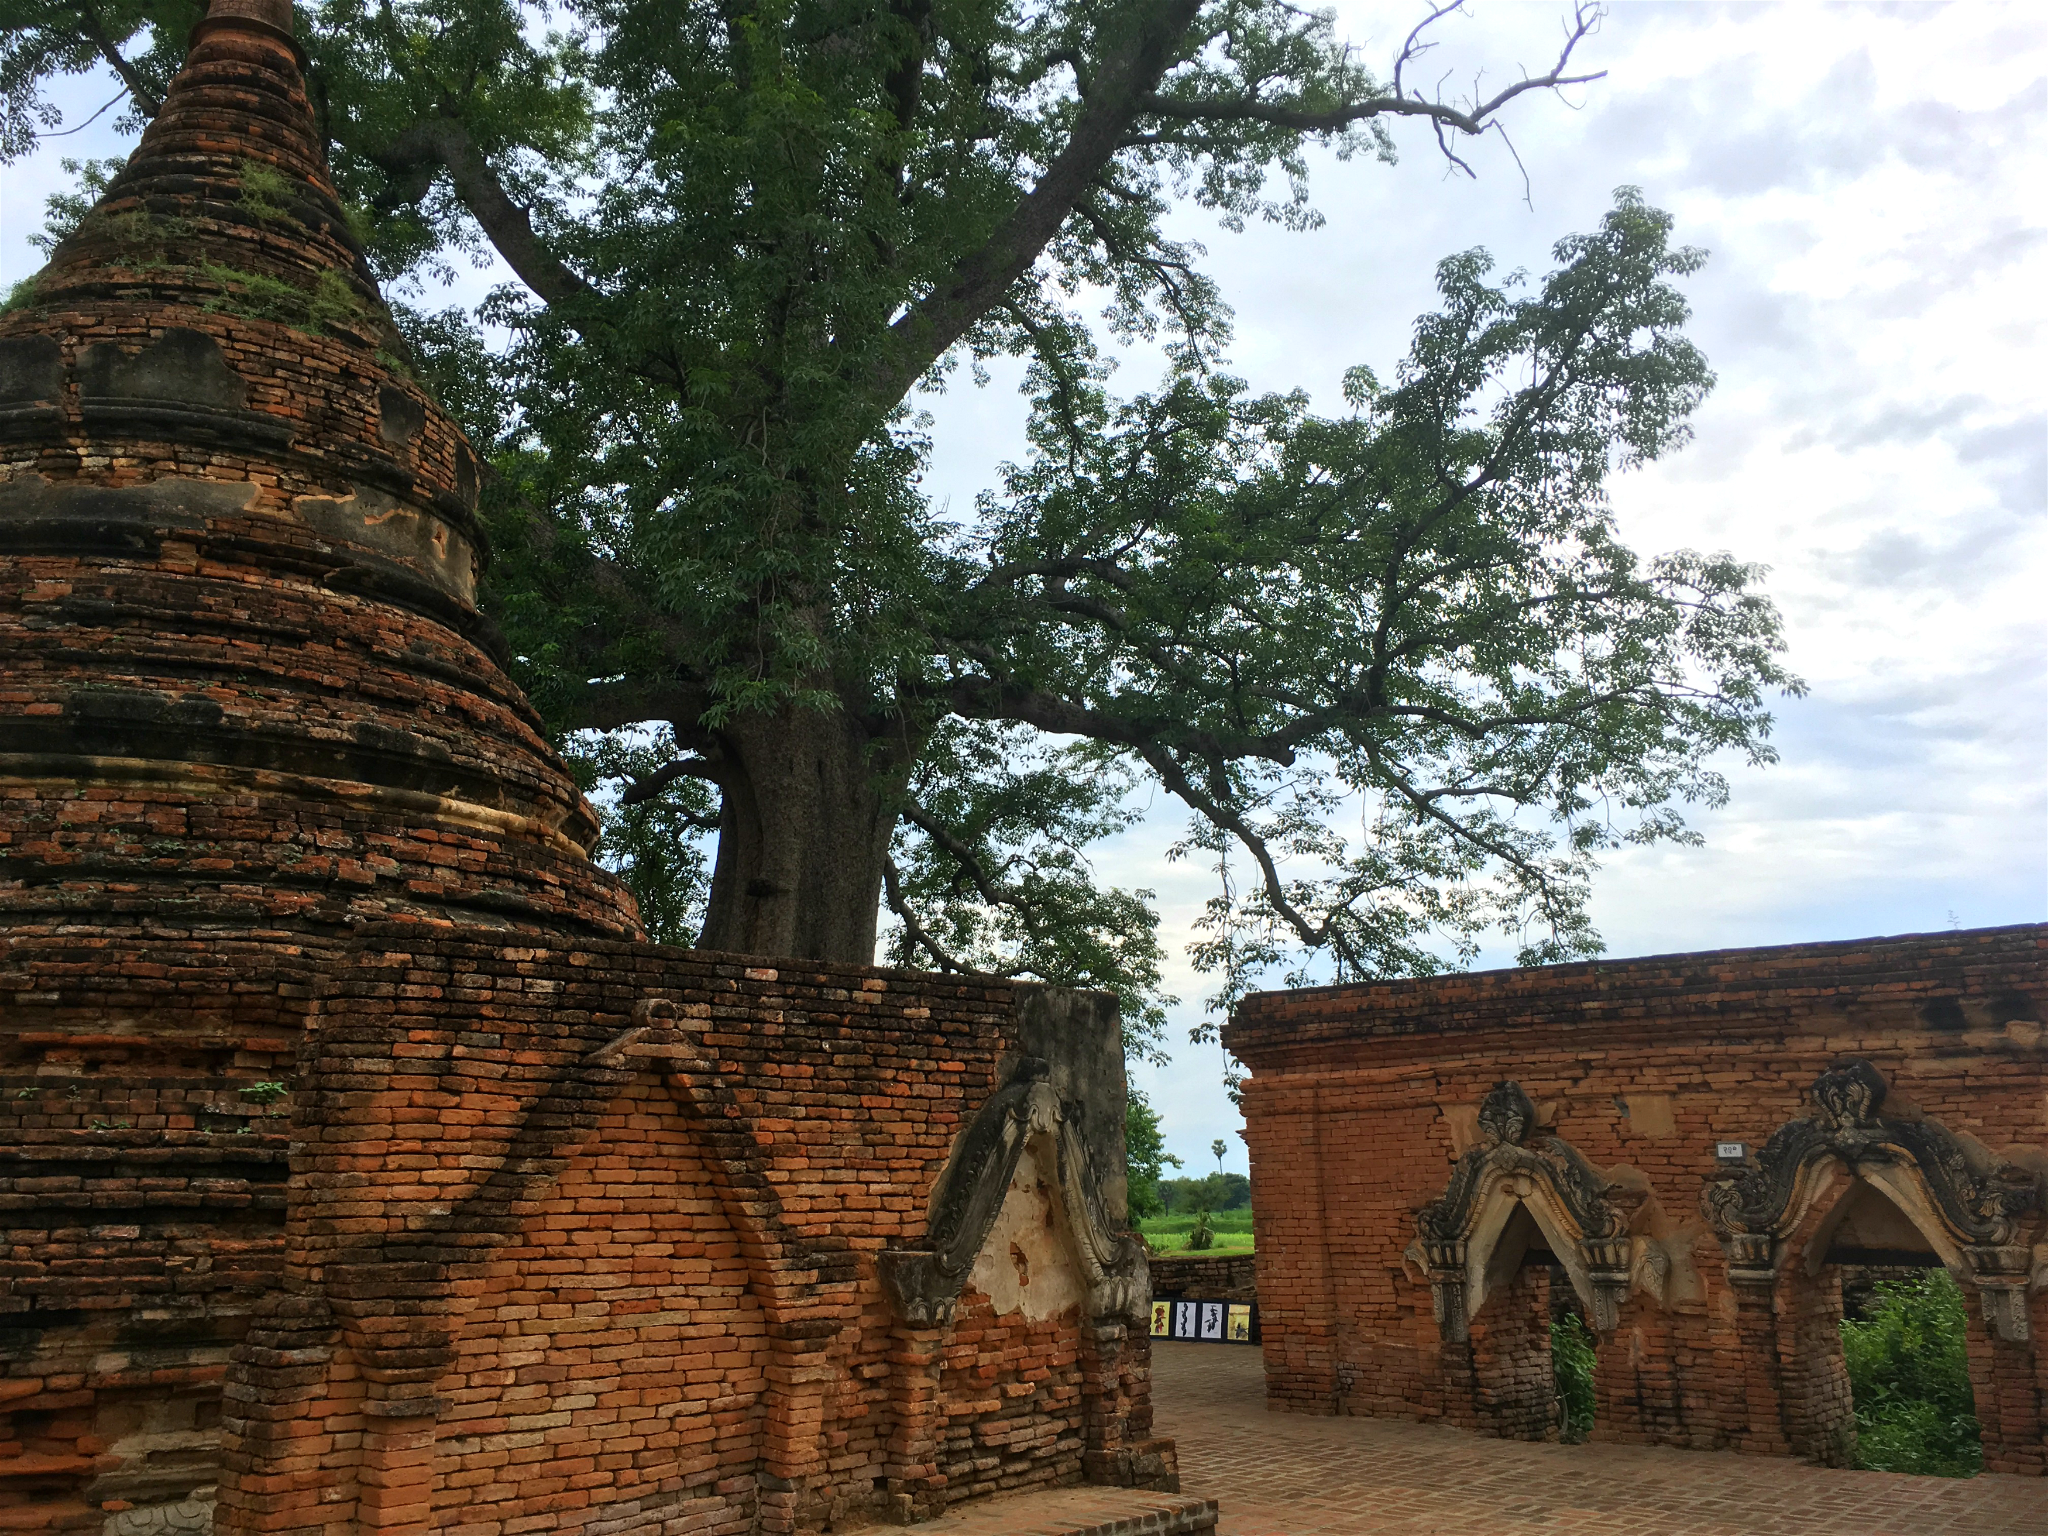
[1416,1081,1637,1340]
[1703,1058,2041,1341]
[877,1057,1148,1330]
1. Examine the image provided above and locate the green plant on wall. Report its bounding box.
[237,156,295,223]
[1841,1271,1983,1477]
[1551,1313,1597,1443]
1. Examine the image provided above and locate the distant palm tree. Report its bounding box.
[1211,1139,1226,1173]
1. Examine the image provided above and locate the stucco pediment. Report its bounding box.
[878,1058,1149,1329]
[1701,1058,2042,1341]
[1414,1081,1662,1340]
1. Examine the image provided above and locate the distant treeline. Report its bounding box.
[1158,1172,1251,1212]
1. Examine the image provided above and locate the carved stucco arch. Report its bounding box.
[878,1056,1149,1329]
[1415,1081,1637,1341]
[1702,1057,2042,1341]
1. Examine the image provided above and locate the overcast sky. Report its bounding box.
[5,2,2042,1179]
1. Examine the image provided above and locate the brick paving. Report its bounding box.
[1151,1342,2048,1536]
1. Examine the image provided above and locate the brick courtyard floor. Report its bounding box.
[1151,1342,2048,1536]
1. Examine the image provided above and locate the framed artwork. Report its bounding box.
[1157,1297,1256,1341]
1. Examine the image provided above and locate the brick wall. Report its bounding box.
[1224,925,2048,1473]
[0,929,1171,1531]
[429,1078,771,1531]
[1147,1256,1258,1303]
[179,936,1162,1536]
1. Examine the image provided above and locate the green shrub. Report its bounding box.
[1186,1210,1215,1251]
[1551,1313,1597,1443]
[1840,1270,1982,1477]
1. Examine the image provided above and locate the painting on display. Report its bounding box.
[1156,1298,1258,1342]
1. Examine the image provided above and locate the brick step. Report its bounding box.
[908,1488,1218,1536]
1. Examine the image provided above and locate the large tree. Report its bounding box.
[3,1,1798,1037]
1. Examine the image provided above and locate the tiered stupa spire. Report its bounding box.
[0,0,639,940]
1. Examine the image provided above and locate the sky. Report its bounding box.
[4,2,2043,1180]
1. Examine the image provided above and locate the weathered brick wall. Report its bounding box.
[182,935,1165,1536]
[1459,1267,1553,1442]
[936,1293,1086,1497]
[0,936,309,1525]
[1225,925,2048,1473]
[1,925,1170,1530]
[1147,1255,1258,1302]
[429,1078,771,1532]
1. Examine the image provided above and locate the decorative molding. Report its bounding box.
[104,1491,216,1535]
[1701,1058,2041,1341]
[878,1058,1148,1329]
[1416,1081,1634,1341]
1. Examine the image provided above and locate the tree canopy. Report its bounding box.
[3,1,1800,1055]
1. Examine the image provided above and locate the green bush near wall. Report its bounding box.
[1551,1314,1597,1443]
[1841,1271,1983,1477]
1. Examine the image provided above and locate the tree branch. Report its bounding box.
[73,2,160,118]
[874,0,1207,403]
[899,797,1010,909]
[1139,742,1337,955]
[1139,0,1602,144]
[552,681,713,738]
[619,756,724,805]
[939,674,1297,767]
[882,854,1008,976]
[370,117,598,310]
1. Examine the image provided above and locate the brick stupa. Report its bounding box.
[0,0,639,941]
[0,7,1172,1530]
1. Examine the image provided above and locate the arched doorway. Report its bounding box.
[1417,1082,1637,1441]
[1462,1201,1594,1441]
[1703,1059,2040,1468]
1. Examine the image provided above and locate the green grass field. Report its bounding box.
[1138,1208,1254,1254]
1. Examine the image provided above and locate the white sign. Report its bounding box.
[1716,1141,1748,1161]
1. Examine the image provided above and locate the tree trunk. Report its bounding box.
[696,700,907,964]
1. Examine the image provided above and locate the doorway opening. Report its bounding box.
[1826,1183,1982,1477]
[1466,1202,1585,1443]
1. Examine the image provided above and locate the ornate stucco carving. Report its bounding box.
[1415,1081,1635,1340]
[103,1491,215,1535]
[878,1058,1148,1329]
[1701,1058,2041,1341]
